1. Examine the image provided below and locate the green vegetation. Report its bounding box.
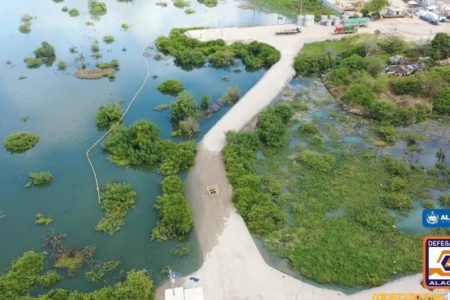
[96,183,137,235]
[96,59,119,70]
[197,0,218,7]
[173,0,189,8]
[24,41,56,68]
[431,33,450,61]
[85,260,121,282]
[35,213,53,226]
[294,34,450,126]
[157,79,185,96]
[89,0,107,17]
[0,251,154,299]
[102,120,196,172]
[96,103,123,130]
[0,251,45,299]
[4,132,39,153]
[18,14,33,34]
[68,8,80,17]
[26,171,54,188]
[53,249,89,276]
[24,57,41,68]
[37,271,62,287]
[363,0,389,16]
[171,245,191,256]
[219,86,240,105]
[152,176,193,241]
[184,8,196,14]
[156,28,280,70]
[121,23,130,31]
[57,60,67,70]
[170,91,201,137]
[252,0,333,20]
[223,98,448,287]
[434,88,450,115]
[103,35,115,44]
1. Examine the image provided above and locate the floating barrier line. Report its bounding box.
[85,43,151,204]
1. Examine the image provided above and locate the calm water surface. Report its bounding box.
[0,0,292,290]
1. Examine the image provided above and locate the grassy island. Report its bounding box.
[4,132,39,153]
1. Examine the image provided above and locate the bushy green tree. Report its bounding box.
[344,83,376,106]
[170,91,199,123]
[431,33,450,60]
[103,121,163,166]
[434,88,450,115]
[96,103,123,130]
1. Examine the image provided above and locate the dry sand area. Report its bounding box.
[156,20,450,299]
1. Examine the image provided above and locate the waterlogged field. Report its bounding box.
[0,0,290,293]
[224,78,450,289]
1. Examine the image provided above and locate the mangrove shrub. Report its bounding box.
[96,182,137,235]
[4,132,39,153]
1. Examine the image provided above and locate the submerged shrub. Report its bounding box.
[96,182,137,235]
[27,172,54,187]
[296,150,336,172]
[219,87,240,105]
[157,79,185,96]
[152,176,193,241]
[96,103,123,130]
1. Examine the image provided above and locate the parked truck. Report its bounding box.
[333,25,358,34]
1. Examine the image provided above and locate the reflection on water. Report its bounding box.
[0,0,292,290]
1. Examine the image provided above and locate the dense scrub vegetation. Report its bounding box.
[89,0,107,17]
[151,176,193,240]
[18,14,33,34]
[24,41,56,68]
[157,79,185,96]
[96,103,123,130]
[223,105,294,235]
[294,33,450,125]
[4,132,39,153]
[155,28,280,70]
[0,251,154,299]
[26,171,54,187]
[102,120,196,174]
[223,97,449,287]
[96,183,137,235]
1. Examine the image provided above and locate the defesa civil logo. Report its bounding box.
[423,236,450,289]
